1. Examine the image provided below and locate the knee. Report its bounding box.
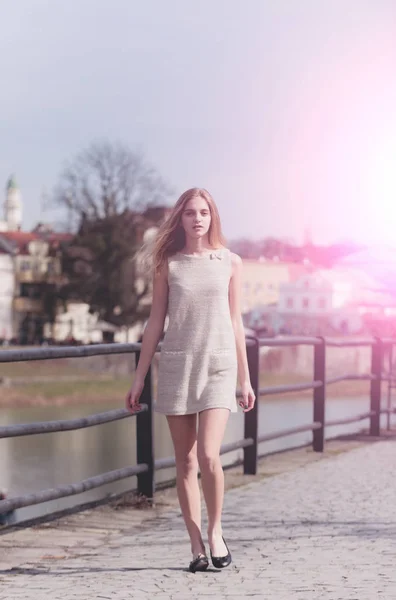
[176,453,198,478]
[197,452,220,474]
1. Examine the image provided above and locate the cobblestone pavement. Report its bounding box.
[1,439,396,599]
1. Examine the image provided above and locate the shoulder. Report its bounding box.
[154,259,169,283]
[229,252,242,278]
[230,252,242,265]
[217,247,242,266]
[230,251,242,268]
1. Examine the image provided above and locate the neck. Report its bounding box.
[183,237,211,254]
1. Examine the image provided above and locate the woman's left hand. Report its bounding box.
[239,382,256,412]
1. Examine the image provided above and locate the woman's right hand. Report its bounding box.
[125,376,144,413]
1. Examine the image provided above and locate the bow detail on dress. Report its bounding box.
[210,252,223,260]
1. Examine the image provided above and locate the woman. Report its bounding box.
[125,188,255,572]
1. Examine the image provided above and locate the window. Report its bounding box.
[20,260,31,272]
[47,260,55,274]
[20,283,43,299]
[32,260,42,275]
[318,297,326,310]
[286,297,294,309]
[302,298,309,309]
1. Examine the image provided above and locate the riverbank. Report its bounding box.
[1,346,391,407]
[0,371,387,408]
[1,341,389,408]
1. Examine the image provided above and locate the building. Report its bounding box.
[49,301,103,344]
[0,236,15,341]
[0,175,22,233]
[277,267,396,335]
[0,176,22,341]
[240,258,310,314]
[240,259,312,334]
[0,176,71,343]
[279,268,382,313]
[279,272,333,315]
[0,229,72,343]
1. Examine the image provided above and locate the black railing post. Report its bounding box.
[243,336,259,475]
[135,352,154,499]
[370,337,382,437]
[313,338,326,452]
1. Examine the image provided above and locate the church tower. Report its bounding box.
[4,175,22,231]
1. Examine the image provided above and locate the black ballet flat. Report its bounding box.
[210,537,232,569]
[189,553,209,573]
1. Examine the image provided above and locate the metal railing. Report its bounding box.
[0,335,394,524]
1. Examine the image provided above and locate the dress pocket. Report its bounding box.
[208,350,237,377]
[157,351,190,401]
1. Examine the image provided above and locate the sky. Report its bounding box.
[1,0,396,245]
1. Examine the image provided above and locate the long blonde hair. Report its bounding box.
[152,188,226,273]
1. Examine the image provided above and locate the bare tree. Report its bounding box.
[55,141,172,335]
[55,140,171,231]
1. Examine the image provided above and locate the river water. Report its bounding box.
[1,394,394,524]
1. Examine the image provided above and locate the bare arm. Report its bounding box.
[134,262,169,382]
[229,253,256,411]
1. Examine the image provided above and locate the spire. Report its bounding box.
[6,175,18,191]
[4,174,22,231]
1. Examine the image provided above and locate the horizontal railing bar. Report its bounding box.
[379,338,396,346]
[220,437,254,454]
[0,463,149,515]
[154,437,254,472]
[0,343,142,363]
[259,381,322,396]
[325,411,375,427]
[4,332,396,523]
[258,422,321,443]
[0,337,392,365]
[379,408,396,415]
[0,407,147,439]
[325,338,375,348]
[258,337,321,347]
[380,370,394,377]
[154,456,177,471]
[0,438,256,514]
[326,373,375,385]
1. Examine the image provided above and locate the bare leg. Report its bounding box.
[166,414,205,558]
[197,408,230,557]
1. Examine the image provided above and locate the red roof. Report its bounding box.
[0,230,73,255]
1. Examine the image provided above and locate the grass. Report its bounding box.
[18,378,131,399]
[0,375,133,407]
[0,358,95,378]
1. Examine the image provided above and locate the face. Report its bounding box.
[180,196,212,240]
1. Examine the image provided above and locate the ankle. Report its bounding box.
[207,526,223,539]
[191,540,205,557]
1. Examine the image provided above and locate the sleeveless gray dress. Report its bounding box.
[155,248,238,415]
